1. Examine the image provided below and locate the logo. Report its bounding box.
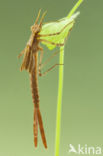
[68,144,102,155]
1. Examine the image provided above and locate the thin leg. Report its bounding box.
[39,39,64,47]
[18,50,25,58]
[40,50,60,69]
[39,24,73,47]
[38,29,72,76]
[38,49,62,76]
[39,63,63,76]
[38,46,43,66]
[38,20,74,37]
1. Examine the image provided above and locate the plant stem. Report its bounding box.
[55,46,64,156]
[67,0,83,18]
[55,1,83,156]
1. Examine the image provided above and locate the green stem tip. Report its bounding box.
[67,0,83,18]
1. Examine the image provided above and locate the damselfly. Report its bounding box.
[18,10,73,148]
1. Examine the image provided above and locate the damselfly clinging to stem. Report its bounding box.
[18,9,73,148]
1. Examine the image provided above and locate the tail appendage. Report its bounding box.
[33,100,47,149]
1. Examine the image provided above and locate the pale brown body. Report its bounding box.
[19,10,72,148]
[30,52,47,148]
[19,10,48,148]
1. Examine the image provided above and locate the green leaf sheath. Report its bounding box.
[39,12,79,50]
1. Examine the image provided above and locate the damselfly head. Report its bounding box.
[31,10,47,35]
[31,24,40,34]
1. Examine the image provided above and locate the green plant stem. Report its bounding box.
[55,46,64,156]
[67,0,83,18]
[55,1,83,156]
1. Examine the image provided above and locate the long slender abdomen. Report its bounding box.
[30,53,47,148]
[30,69,39,147]
[30,69,39,108]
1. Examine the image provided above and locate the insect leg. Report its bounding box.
[38,20,74,37]
[40,50,60,69]
[38,28,72,76]
[39,39,64,47]
[18,50,25,58]
[39,63,63,76]
[38,49,63,76]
